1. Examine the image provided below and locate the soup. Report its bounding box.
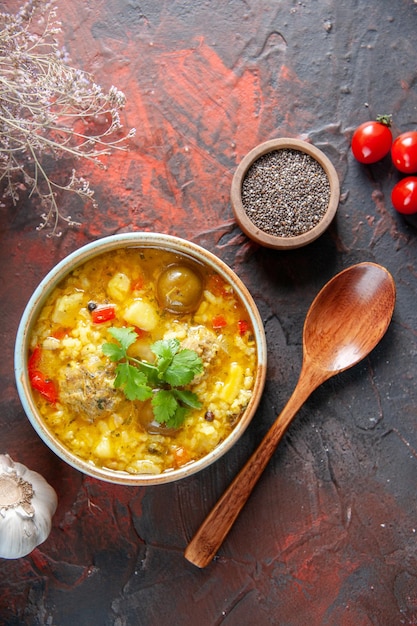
[28,247,258,475]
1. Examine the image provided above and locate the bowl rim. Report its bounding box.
[231,137,340,250]
[14,232,267,485]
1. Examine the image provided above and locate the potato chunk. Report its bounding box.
[220,362,243,403]
[107,272,131,301]
[94,435,113,459]
[52,292,84,326]
[123,299,159,331]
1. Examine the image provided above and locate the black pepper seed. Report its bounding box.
[87,301,97,311]
[241,149,331,237]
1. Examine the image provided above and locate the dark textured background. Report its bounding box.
[1,1,417,624]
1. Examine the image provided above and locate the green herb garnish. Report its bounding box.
[102,327,203,428]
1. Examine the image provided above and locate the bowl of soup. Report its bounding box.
[15,233,267,485]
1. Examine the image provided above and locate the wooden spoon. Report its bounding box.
[185,262,396,568]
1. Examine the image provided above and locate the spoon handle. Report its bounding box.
[184,364,323,568]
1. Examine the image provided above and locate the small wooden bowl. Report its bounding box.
[231,138,340,250]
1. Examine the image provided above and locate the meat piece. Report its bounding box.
[59,363,121,422]
[181,326,219,377]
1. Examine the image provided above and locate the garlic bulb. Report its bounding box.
[0,454,57,559]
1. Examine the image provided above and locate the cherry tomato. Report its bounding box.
[391,131,417,174]
[351,116,392,164]
[391,177,417,215]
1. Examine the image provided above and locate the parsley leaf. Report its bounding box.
[102,341,125,362]
[152,390,189,429]
[172,389,202,409]
[167,405,188,430]
[164,349,203,386]
[152,338,179,372]
[114,362,153,402]
[102,329,204,429]
[102,326,137,362]
[152,389,178,424]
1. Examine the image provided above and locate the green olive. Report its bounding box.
[157,264,204,314]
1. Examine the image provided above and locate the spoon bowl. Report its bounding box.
[185,262,395,568]
[304,262,396,374]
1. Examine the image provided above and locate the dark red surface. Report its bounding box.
[1,1,417,624]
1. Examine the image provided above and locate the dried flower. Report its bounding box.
[0,0,135,236]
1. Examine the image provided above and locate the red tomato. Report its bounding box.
[133,326,148,339]
[391,131,417,174]
[52,327,68,340]
[391,177,417,215]
[351,116,392,164]
[28,344,42,372]
[91,304,116,324]
[30,371,58,404]
[237,319,250,335]
[207,274,231,298]
[28,346,58,403]
[131,276,144,291]
[212,314,227,330]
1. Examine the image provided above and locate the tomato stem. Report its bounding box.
[376,114,392,127]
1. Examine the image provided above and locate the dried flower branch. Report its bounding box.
[0,0,135,236]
